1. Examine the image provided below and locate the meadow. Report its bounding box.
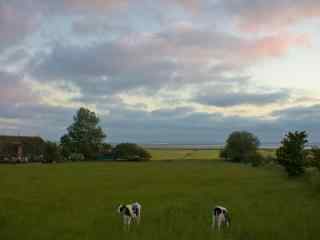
[0,149,319,240]
[149,148,275,160]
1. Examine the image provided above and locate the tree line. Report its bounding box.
[44,107,320,177]
[44,107,151,163]
[220,131,320,177]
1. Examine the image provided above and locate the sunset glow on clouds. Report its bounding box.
[0,0,319,143]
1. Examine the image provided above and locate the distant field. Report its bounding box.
[0,160,319,240]
[148,149,220,160]
[148,148,276,161]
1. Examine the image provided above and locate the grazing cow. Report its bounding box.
[117,202,142,230]
[212,206,231,231]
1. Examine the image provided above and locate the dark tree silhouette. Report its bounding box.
[276,131,308,177]
[61,107,106,160]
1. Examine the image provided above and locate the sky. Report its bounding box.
[0,0,319,144]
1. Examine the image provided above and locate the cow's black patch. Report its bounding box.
[120,206,131,216]
[214,207,222,216]
[132,205,139,216]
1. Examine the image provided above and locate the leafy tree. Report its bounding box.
[60,134,73,160]
[221,131,260,163]
[60,107,106,160]
[276,131,308,177]
[113,143,151,161]
[250,152,265,167]
[43,141,61,163]
[98,143,113,155]
[69,153,85,161]
[311,147,320,171]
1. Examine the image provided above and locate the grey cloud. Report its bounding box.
[0,1,39,52]
[0,102,76,140]
[1,99,319,143]
[0,71,37,105]
[30,41,180,97]
[196,89,291,107]
[102,105,320,144]
[273,104,320,120]
[151,107,194,119]
[29,23,263,102]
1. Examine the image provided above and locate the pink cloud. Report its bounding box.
[0,3,39,51]
[171,1,320,32]
[0,72,37,105]
[239,33,311,62]
[142,24,311,66]
[231,1,320,33]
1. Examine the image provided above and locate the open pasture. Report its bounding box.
[0,159,319,240]
[148,148,220,160]
[148,148,276,161]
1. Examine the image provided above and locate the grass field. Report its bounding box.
[149,148,276,160]
[0,152,319,240]
[149,149,220,160]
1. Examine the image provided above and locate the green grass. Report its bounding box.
[0,159,319,240]
[149,149,220,160]
[149,148,276,161]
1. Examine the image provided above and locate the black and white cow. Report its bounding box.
[117,202,142,230]
[212,206,231,230]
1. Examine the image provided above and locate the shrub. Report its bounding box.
[263,155,276,165]
[112,143,151,161]
[311,147,320,171]
[251,152,265,167]
[98,143,113,155]
[69,153,85,161]
[219,149,227,159]
[276,131,308,177]
[221,131,260,163]
[43,141,61,163]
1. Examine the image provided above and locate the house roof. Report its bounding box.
[0,135,45,145]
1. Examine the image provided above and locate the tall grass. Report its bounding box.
[0,160,319,240]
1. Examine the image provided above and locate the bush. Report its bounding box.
[69,153,85,161]
[276,131,308,177]
[311,147,320,171]
[251,152,265,167]
[221,131,260,163]
[112,143,151,161]
[98,143,112,155]
[43,141,61,163]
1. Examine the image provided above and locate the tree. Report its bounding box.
[112,143,151,161]
[43,141,61,163]
[98,143,113,155]
[311,147,320,171]
[276,131,308,177]
[60,107,106,160]
[60,134,73,160]
[221,131,260,163]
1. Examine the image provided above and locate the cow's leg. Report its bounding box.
[217,215,222,231]
[225,217,230,228]
[127,217,131,231]
[137,208,141,224]
[225,213,231,228]
[136,208,141,224]
[212,214,216,229]
[135,215,140,224]
[123,216,131,231]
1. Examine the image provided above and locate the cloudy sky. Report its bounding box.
[0,0,319,144]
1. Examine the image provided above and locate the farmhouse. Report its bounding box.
[0,135,45,163]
